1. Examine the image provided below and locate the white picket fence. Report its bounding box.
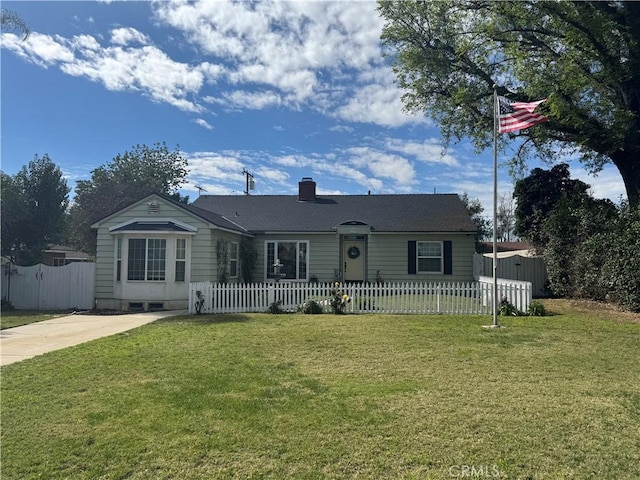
[2,262,96,310]
[189,279,532,315]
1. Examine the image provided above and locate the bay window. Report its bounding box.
[128,238,166,281]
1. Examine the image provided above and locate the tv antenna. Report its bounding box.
[195,185,207,196]
[243,169,255,195]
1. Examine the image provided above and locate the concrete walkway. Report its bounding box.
[0,310,187,366]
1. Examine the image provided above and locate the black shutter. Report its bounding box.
[443,240,453,275]
[408,241,416,274]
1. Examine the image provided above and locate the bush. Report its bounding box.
[527,300,547,316]
[268,300,284,314]
[603,203,640,312]
[301,300,324,314]
[330,283,351,314]
[1,299,15,311]
[499,297,521,316]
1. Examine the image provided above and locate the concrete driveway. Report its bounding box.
[0,310,187,366]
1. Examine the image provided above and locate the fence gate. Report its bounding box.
[2,263,96,310]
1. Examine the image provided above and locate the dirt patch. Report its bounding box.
[541,298,640,324]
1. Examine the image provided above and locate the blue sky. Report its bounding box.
[1,0,626,213]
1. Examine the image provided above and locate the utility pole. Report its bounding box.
[243,169,255,195]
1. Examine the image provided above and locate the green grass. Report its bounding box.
[0,309,70,329]
[1,301,639,479]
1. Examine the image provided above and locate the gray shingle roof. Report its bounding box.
[191,194,476,233]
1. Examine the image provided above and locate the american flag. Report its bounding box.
[498,96,548,133]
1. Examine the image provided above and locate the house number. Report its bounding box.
[347,246,360,259]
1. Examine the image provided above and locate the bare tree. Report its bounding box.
[496,193,516,242]
[1,8,29,40]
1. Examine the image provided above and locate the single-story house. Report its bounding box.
[92,178,477,311]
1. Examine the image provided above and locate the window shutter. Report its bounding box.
[443,240,453,275]
[408,241,416,274]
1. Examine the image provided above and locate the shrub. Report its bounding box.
[301,300,323,314]
[194,290,205,315]
[1,299,15,311]
[330,283,351,314]
[527,300,547,316]
[499,297,521,316]
[268,300,284,314]
[603,203,640,312]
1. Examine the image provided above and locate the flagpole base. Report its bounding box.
[482,324,504,330]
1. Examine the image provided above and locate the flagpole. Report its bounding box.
[491,86,500,328]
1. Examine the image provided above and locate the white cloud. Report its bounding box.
[223,90,282,110]
[110,27,150,46]
[1,32,75,67]
[193,118,214,130]
[273,155,309,168]
[335,82,424,127]
[152,0,417,126]
[330,125,354,133]
[385,138,459,166]
[70,35,101,51]
[347,147,416,189]
[187,151,245,178]
[63,43,205,112]
[3,30,210,112]
[198,62,226,83]
[256,166,290,183]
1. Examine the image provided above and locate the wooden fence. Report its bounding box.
[189,280,532,315]
[2,263,96,310]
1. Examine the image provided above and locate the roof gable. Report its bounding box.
[91,193,248,234]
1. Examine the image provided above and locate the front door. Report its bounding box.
[343,240,365,282]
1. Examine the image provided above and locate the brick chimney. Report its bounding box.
[298,177,317,202]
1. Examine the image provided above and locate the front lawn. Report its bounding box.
[1,301,639,479]
[0,310,71,329]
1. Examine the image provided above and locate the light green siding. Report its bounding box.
[368,233,475,283]
[210,230,245,283]
[249,232,474,283]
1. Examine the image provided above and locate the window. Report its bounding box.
[116,238,122,281]
[175,238,186,282]
[229,241,239,278]
[147,239,166,280]
[408,241,452,275]
[266,241,309,281]
[417,241,442,273]
[53,257,66,267]
[127,238,166,281]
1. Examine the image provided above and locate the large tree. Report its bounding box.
[69,142,188,254]
[379,1,640,206]
[1,155,70,265]
[513,163,590,250]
